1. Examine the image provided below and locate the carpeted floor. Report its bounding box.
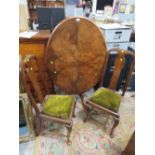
[19,90,135,155]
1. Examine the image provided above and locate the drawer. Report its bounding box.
[19,43,45,59]
[102,29,132,42]
[107,42,129,50]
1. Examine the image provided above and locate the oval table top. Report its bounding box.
[46,17,107,94]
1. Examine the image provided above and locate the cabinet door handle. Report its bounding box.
[114,31,122,39]
[115,31,122,34]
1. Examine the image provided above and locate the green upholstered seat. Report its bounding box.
[90,88,121,112]
[42,95,74,119]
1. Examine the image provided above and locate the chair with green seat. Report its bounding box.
[21,55,76,143]
[84,48,135,136]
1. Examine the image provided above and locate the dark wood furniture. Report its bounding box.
[19,30,50,68]
[101,48,135,96]
[100,50,135,93]
[46,17,108,113]
[27,0,64,27]
[122,131,135,155]
[21,55,53,112]
[21,55,76,143]
[84,48,135,135]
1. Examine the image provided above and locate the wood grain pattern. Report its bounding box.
[21,55,53,113]
[20,43,45,58]
[46,17,107,94]
[109,51,126,89]
[19,30,50,68]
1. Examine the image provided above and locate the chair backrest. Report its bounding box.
[100,48,135,96]
[21,55,53,113]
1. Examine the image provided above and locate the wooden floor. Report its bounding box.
[122,131,135,155]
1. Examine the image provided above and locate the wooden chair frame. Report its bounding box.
[21,55,76,143]
[99,48,135,96]
[83,48,135,136]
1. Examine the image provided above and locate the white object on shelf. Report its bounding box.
[104,6,113,19]
[19,31,38,38]
[32,22,39,30]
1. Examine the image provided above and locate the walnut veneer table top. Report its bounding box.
[46,17,107,94]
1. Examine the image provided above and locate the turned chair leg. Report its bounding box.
[110,117,119,137]
[66,125,72,144]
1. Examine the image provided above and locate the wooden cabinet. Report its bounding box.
[20,42,45,58]
[19,30,50,67]
[27,0,64,28]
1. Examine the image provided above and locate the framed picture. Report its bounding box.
[119,3,127,13]
[19,93,35,143]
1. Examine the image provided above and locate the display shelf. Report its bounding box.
[27,0,64,29]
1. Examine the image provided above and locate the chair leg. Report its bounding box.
[79,94,89,114]
[66,125,72,144]
[83,107,92,122]
[110,117,119,137]
[35,115,41,136]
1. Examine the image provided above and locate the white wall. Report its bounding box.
[19,0,27,5]
[19,0,29,31]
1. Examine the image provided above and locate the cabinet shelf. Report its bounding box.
[28,0,64,29]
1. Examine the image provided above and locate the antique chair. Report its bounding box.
[83,48,135,136]
[21,55,76,143]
